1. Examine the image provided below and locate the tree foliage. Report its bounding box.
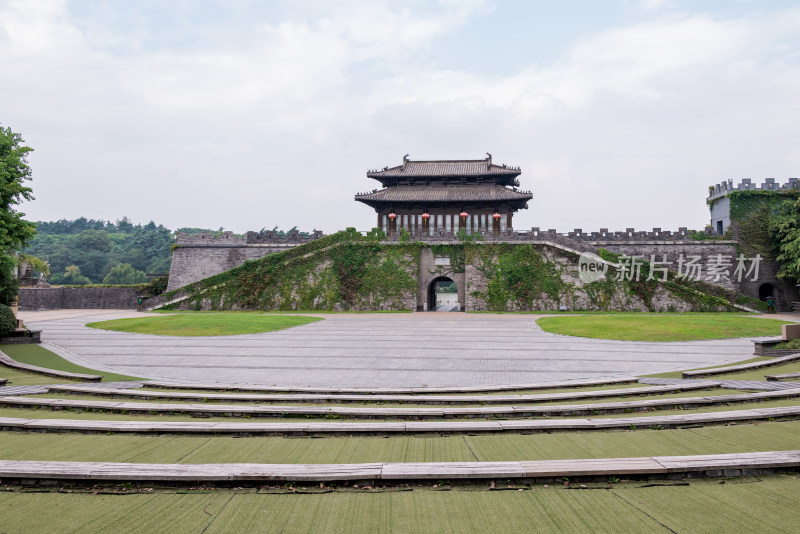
[25,218,174,284]
[61,265,92,286]
[0,303,16,336]
[103,263,147,284]
[0,125,37,304]
[769,197,800,283]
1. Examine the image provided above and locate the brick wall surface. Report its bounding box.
[19,288,140,310]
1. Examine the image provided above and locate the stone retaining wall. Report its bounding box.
[19,287,141,310]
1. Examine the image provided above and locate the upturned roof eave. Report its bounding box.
[354,195,532,209]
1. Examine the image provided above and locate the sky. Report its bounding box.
[2,0,800,234]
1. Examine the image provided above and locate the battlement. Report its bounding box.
[381,227,716,246]
[708,178,800,201]
[526,227,693,241]
[175,231,247,245]
[175,229,325,246]
[245,229,324,244]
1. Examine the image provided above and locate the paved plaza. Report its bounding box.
[17,310,767,389]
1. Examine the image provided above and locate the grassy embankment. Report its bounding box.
[86,313,323,336]
[537,314,791,342]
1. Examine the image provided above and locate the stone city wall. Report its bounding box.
[166,230,326,291]
[164,226,798,311]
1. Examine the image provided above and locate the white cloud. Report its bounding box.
[1,1,798,235]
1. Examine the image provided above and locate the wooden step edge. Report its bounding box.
[142,377,639,394]
[0,405,798,435]
[45,382,723,404]
[1,387,796,419]
[0,352,102,382]
[0,451,797,485]
[683,352,800,378]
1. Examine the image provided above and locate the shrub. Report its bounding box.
[0,303,17,336]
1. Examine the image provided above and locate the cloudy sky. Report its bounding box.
[3,0,799,234]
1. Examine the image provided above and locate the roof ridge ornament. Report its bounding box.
[486,152,492,168]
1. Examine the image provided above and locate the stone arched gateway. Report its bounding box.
[417,248,465,311]
[427,276,459,311]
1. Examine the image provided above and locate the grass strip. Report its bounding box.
[0,344,140,382]
[86,313,323,336]
[537,314,791,341]
[6,479,800,533]
[0,366,65,387]
[1,421,800,464]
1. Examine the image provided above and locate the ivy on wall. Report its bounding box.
[162,229,419,312]
[727,190,800,260]
[160,232,765,313]
[467,244,572,311]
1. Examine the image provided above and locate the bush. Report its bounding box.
[0,303,17,336]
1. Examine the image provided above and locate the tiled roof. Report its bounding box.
[354,184,532,204]
[367,158,520,179]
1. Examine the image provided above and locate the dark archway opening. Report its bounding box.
[759,283,775,302]
[427,277,459,312]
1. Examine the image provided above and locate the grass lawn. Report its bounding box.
[2,421,800,464]
[537,314,792,342]
[1,476,799,533]
[86,313,323,336]
[0,344,141,382]
[0,366,65,387]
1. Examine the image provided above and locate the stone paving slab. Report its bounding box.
[21,310,762,389]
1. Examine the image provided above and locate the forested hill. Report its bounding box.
[24,217,174,285]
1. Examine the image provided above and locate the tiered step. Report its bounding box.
[1,405,799,435]
[3,388,799,419]
[144,377,638,394]
[47,381,721,404]
[792,301,800,312]
[0,352,102,382]
[0,451,797,486]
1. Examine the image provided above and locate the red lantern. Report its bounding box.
[388,212,397,220]
[421,212,430,220]
[493,213,502,220]
[459,211,468,218]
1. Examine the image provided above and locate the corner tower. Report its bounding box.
[355,154,532,237]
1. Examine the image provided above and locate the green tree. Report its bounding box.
[103,263,147,285]
[0,125,37,304]
[769,197,800,283]
[76,229,112,252]
[61,265,91,286]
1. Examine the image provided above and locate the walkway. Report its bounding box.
[20,310,766,389]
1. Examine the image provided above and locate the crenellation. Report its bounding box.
[708,178,800,201]
[175,231,247,245]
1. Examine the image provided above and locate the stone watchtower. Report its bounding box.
[354,154,532,237]
[708,177,800,234]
